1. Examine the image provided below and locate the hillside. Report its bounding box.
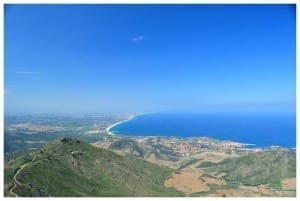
[99,137,296,196]
[197,149,296,190]
[107,138,181,165]
[108,138,146,158]
[5,138,181,197]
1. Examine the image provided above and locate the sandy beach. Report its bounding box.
[106,115,136,135]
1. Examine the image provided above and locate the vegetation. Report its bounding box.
[179,158,200,170]
[108,138,180,162]
[199,150,296,190]
[151,144,180,162]
[108,138,146,158]
[5,130,112,154]
[5,138,182,197]
[197,161,216,168]
[4,115,117,153]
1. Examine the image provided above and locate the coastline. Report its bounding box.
[104,112,294,149]
[106,115,136,135]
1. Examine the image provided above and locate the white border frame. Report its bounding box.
[0,1,298,200]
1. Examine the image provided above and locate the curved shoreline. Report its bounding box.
[106,115,136,135]
[105,113,294,148]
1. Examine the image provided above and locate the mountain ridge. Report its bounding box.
[5,137,182,197]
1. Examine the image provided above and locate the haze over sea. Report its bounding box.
[111,111,296,148]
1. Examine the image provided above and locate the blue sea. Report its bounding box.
[110,111,296,148]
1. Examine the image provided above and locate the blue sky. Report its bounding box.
[5,5,296,114]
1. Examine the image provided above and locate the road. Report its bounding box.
[9,155,37,197]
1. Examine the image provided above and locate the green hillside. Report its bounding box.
[108,138,146,158]
[198,149,296,190]
[108,138,180,162]
[5,138,181,197]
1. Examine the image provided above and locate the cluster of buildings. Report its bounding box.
[135,137,248,157]
[7,123,66,132]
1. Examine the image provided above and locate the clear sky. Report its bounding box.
[5,4,296,114]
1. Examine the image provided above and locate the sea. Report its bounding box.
[110,111,296,148]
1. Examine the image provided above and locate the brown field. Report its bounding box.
[164,168,226,194]
[192,151,241,163]
[202,175,226,186]
[91,141,113,149]
[282,178,296,191]
[146,153,178,169]
[239,185,275,196]
[208,189,261,197]
[281,178,296,197]
[164,168,209,194]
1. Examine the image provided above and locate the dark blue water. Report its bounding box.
[111,111,296,147]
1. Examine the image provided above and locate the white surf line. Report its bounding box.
[106,115,137,135]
